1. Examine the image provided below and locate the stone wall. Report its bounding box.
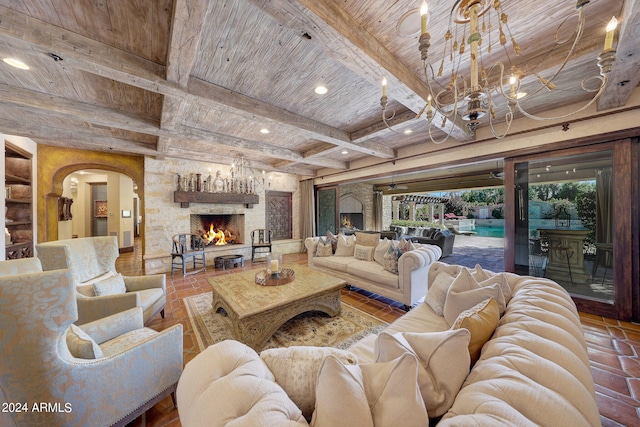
[144,157,302,274]
[339,182,376,230]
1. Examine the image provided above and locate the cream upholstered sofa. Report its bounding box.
[176,261,600,426]
[36,236,166,325]
[0,264,183,427]
[304,234,442,308]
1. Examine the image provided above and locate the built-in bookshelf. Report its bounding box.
[5,143,33,259]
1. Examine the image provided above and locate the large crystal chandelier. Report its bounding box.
[380,0,618,143]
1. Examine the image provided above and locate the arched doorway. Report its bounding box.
[37,145,145,250]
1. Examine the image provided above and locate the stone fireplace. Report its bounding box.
[190,214,245,246]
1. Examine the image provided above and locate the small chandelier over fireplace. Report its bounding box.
[177,154,267,195]
[380,0,619,143]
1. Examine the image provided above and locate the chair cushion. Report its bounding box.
[67,324,104,359]
[93,273,127,296]
[260,346,358,419]
[450,298,500,366]
[312,353,428,427]
[100,327,158,357]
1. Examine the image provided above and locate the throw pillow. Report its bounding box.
[260,346,358,420]
[373,238,391,265]
[354,244,375,262]
[334,234,356,257]
[67,324,104,359]
[374,329,471,417]
[326,231,339,253]
[397,238,415,254]
[451,298,500,366]
[311,353,428,427]
[93,273,127,296]
[425,271,456,315]
[471,264,492,281]
[382,245,399,274]
[355,231,381,247]
[443,268,502,326]
[315,241,333,257]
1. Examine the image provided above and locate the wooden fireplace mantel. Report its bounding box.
[174,191,259,208]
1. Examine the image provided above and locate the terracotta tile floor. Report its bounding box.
[118,244,640,427]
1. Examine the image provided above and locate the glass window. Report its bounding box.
[515,151,614,303]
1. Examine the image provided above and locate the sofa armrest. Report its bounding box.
[80,307,145,344]
[76,292,140,325]
[397,245,442,306]
[304,237,320,265]
[124,273,166,292]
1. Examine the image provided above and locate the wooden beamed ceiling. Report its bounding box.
[0,0,637,185]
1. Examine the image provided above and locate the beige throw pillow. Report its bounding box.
[67,324,104,359]
[354,244,375,261]
[311,353,428,427]
[315,241,333,257]
[451,298,500,366]
[260,346,358,420]
[373,238,391,265]
[355,231,380,247]
[443,268,503,325]
[425,271,456,315]
[334,234,356,257]
[93,273,127,296]
[374,329,471,417]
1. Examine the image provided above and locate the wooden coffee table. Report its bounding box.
[208,264,347,351]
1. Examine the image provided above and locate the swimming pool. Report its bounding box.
[473,226,505,238]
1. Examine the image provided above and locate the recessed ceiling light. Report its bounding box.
[3,58,29,70]
[404,129,413,135]
[315,86,328,95]
[341,150,348,155]
[260,128,270,134]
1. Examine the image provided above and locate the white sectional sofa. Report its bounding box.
[304,235,442,308]
[176,262,600,427]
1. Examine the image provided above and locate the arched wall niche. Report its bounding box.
[37,145,145,249]
[339,194,365,230]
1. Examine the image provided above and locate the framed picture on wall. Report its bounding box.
[95,200,108,218]
[122,210,131,218]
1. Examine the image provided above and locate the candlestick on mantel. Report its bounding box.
[604,16,618,50]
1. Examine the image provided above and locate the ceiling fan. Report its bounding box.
[387,177,408,190]
[489,171,505,180]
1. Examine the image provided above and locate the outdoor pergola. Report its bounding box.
[392,195,450,225]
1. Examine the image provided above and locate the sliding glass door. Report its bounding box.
[505,141,635,320]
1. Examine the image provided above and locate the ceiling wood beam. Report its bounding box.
[166,0,210,87]
[248,0,472,142]
[0,5,394,160]
[0,119,159,156]
[597,0,640,110]
[0,83,346,169]
[163,147,315,177]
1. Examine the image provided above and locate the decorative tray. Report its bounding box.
[255,268,295,286]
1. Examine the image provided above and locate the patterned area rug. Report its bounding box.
[184,292,389,351]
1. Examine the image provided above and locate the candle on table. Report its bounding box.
[270,259,279,272]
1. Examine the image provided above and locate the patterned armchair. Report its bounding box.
[36,236,166,325]
[0,268,183,427]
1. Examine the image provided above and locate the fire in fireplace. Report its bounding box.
[190,214,245,246]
